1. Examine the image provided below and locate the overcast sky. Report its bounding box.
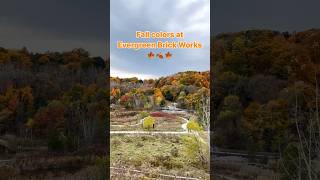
[212,0,320,34]
[110,0,210,79]
[0,0,108,58]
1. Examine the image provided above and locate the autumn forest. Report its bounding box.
[212,29,320,179]
[0,48,108,179]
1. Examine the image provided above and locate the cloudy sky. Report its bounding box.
[212,0,320,34]
[110,0,210,79]
[2,0,319,63]
[0,0,108,58]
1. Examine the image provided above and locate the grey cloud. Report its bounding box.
[0,0,108,57]
[212,0,320,34]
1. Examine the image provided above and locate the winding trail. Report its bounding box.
[110,115,191,135]
[111,166,201,180]
[180,117,189,132]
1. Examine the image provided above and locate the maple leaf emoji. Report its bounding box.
[165,52,172,59]
[147,52,154,59]
[157,53,163,59]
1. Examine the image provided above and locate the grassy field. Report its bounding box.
[110,134,210,179]
[110,109,210,179]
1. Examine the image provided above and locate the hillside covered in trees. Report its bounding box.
[212,29,320,178]
[0,47,108,151]
[110,71,209,126]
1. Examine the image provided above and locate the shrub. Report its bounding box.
[131,154,145,167]
[187,117,202,132]
[144,102,152,109]
[143,116,155,130]
[0,167,16,179]
[47,132,65,151]
[182,135,209,168]
[93,157,108,179]
[111,137,122,148]
[138,111,149,120]
[171,146,179,157]
[150,112,176,120]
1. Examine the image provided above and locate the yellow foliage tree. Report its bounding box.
[111,88,121,98]
[154,88,165,106]
[187,117,202,132]
[143,116,155,130]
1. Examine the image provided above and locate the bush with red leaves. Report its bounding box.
[150,112,176,120]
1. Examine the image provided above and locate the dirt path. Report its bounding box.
[181,117,189,132]
[110,166,202,180]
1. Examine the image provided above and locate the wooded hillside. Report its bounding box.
[0,47,108,151]
[110,71,209,109]
[212,29,320,178]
